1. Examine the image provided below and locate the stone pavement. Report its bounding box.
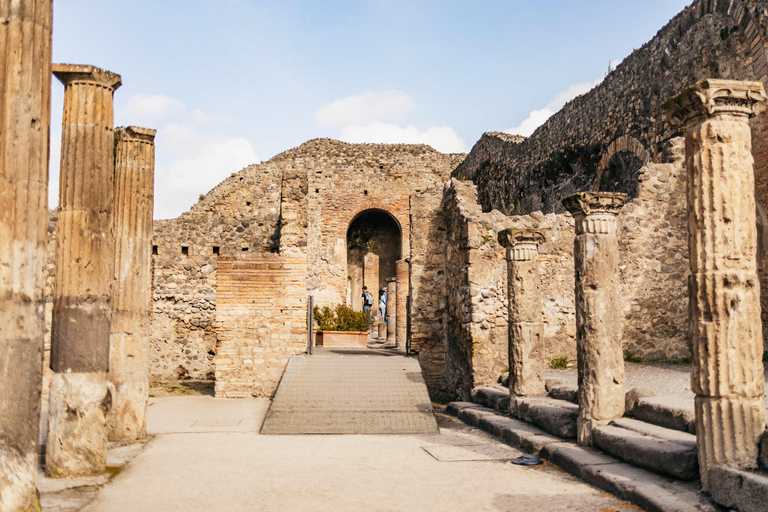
[261,351,438,434]
[39,396,640,512]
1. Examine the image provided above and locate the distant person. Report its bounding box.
[361,286,374,313]
[379,287,387,320]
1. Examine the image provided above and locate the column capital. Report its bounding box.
[562,192,626,236]
[497,228,545,249]
[116,126,157,144]
[53,64,122,91]
[663,79,767,127]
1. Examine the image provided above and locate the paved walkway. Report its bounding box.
[261,351,438,434]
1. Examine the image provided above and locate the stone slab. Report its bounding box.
[634,396,696,434]
[708,465,768,512]
[593,424,698,480]
[611,417,697,448]
[422,443,523,462]
[471,386,510,409]
[548,385,578,404]
[514,397,577,438]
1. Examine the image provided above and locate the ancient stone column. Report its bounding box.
[364,253,379,300]
[0,2,53,510]
[107,127,156,442]
[47,64,122,477]
[498,229,546,406]
[396,259,409,347]
[385,277,397,347]
[562,192,626,446]
[663,79,768,489]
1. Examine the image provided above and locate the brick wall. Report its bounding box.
[214,256,307,398]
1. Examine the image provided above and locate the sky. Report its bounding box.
[49,0,693,219]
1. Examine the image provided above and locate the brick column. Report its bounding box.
[47,64,121,477]
[0,2,52,510]
[396,259,409,347]
[364,253,379,299]
[107,127,156,442]
[562,192,626,446]
[498,229,546,409]
[385,277,397,347]
[664,79,768,489]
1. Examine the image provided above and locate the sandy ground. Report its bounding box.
[66,396,639,512]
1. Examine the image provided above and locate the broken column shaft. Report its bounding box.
[0,1,53,510]
[47,64,122,477]
[107,127,157,442]
[663,79,768,489]
[562,192,626,446]
[498,229,546,406]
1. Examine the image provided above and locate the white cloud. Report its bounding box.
[315,89,414,128]
[340,122,467,153]
[505,79,602,137]
[122,94,186,125]
[153,122,258,219]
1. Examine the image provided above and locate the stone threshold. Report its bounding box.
[446,402,716,512]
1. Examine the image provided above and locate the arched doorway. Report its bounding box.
[346,209,402,310]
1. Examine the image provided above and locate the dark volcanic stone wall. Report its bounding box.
[455,0,768,215]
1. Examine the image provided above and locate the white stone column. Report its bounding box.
[664,79,768,489]
[47,64,121,477]
[385,277,397,347]
[0,1,53,510]
[562,192,626,446]
[498,229,546,406]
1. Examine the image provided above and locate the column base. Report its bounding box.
[46,372,110,477]
[696,395,766,489]
[0,448,41,512]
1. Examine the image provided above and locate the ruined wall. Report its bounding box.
[214,257,307,398]
[150,162,282,380]
[455,0,766,215]
[409,184,449,399]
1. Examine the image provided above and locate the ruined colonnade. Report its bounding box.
[0,1,53,510]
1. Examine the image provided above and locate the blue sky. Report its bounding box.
[50,0,692,218]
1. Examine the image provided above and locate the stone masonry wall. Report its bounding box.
[214,256,307,398]
[455,0,766,215]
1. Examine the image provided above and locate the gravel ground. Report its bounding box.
[546,362,768,407]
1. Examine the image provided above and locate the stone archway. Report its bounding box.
[346,209,402,311]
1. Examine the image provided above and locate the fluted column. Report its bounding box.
[47,64,122,477]
[562,192,626,446]
[107,127,156,441]
[396,259,409,347]
[498,229,546,410]
[0,2,52,510]
[385,277,397,347]
[663,79,768,489]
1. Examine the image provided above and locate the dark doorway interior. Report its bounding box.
[346,210,402,310]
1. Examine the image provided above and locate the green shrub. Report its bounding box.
[549,356,569,370]
[313,304,368,332]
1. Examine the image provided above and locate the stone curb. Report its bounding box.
[446,402,715,512]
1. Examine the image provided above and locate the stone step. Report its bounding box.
[632,396,696,434]
[512,397,578,439]
[470,385,510,412]
[547,385,578,404]
[708,465,768,512]
[593,418,699,480]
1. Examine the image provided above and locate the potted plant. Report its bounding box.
[313,304,369,348]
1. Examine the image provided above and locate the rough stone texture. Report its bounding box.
[548,385,578,404]
[363,252,378,310]
[633,396,696,434]
[708,465,768,512]
[664,79,768,488]
[214,257,307,398]
[396,259,408,347]
[385,278,397,347]
[47,64,121,477]
[762,429,768,470]
[516,397,578,439]
[0,1,52,509]
[563,192,627,446]
[499,228,546,399]
[625,387,656,413]
[107,126,156,442]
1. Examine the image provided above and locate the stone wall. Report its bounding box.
[214,256,307,398]
[454,1,767,216]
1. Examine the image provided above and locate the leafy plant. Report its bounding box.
[313,304,368,332]
[549,355,569,370]
[365,239,376,253]
[198,194,205,201]
[231,172,237,177]
[482,235,491,243]
[623,349,642,364]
